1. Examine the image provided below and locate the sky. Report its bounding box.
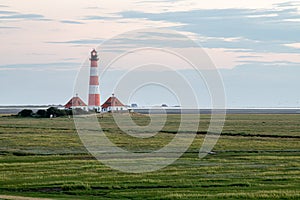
[0,0,300,107]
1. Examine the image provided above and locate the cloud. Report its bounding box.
[121,9,300,40]
[136,0,180,3]
[0,26,19,29]
[202,47,300,69]
[0,9,48,21]
[238,55,262,59]
[197,36,300,53]
[0,10,17,14]
[0,13,45,20]
[0,62,80,71]
[275,1,300,8]
[84,6,101,10]
[118,7,300,54]
[82,15,119,21]
[60,20,84,24]
[47,39,103,45]
[99,31,198,50]
[236,60,300,66]
[283,43,300,49]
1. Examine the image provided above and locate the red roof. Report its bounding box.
[101,96,125,109]
[64,96,87,108]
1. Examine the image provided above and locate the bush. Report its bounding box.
[36,109,47,117]
[46,107,67,117]
[65,109,73,116]
[18,109,33,117]
[18,107,88,118]
[72,108,89,115]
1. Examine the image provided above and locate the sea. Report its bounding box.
[1,106,300,115]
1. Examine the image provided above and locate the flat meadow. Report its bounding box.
[0,113,299,199]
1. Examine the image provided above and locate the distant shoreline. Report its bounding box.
[0,105,60,108]
[1,106,300,115]
[0,106,52,114]
[131,108,300,114]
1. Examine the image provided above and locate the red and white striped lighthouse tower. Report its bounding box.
[88,49,101,111]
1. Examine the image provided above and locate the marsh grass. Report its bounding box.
[0,114,299,199]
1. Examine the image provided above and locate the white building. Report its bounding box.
[64,95,88,111]
[101,94,127,112]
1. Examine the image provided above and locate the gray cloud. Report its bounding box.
[237,60,300,66]
[136,0,180,3]
[0,9,48,21]
[198,37,300,53]
[60,20,85,24]
[0,26,19,29]
[47,39,103,45]
[238,55,263,59]
[82,15,119,20]
[86,29,205,53]
[0,13,45,20]
[0,62,80,71]
[275,1,300,7]
[118,6,300,53]
[0,10,17,14]
[85,6,98,9]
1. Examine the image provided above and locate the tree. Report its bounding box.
[36,109,47,117]
[18,109,33,117]
[46,107,66,117]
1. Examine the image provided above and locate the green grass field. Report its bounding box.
[0,114,299,199]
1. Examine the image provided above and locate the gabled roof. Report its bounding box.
[101,96,125,109]
[64,96,87,108]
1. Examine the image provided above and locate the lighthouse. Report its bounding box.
[88,49,101,112]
